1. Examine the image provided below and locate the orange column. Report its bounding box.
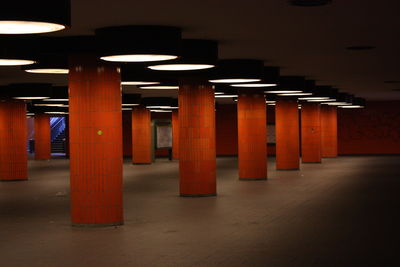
[179,80,216,197]
[69,55,123,226]
[34,113,51,160]
[301,103,322,163]
[122,111,132,157]
[131,106,152,164]
[275,98,300,170]
[0,100,27,181]
[172,110,179,159]
[237,90,267,180]
[321,105,338,157]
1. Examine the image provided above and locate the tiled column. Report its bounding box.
[122,111,132,157]
[69,55,123,226]
[321,105,338,157]
[179,80,216,196]
[301,103,322,163]
[131,106,152,164]
[0,100,28,181]
[172,110,179,159]
[237,89,267,180]
[34,113,51,160]
[275,98,300,170]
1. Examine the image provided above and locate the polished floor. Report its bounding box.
[1,156,399,266]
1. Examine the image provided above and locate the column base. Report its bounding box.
[239,177,267,181]
[0,178,28,182]
[72,221,124,228]
[180,193,217,198]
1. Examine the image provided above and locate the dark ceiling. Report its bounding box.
[1,0,399,100]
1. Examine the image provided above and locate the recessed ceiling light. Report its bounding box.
[215,94,238,98]
[298,97,330,100]
[265,90,302,94]
[150,109,173,113]
[25,68,68,74]
[209,79,261,84]
[34,103,66,107]
[13,96,50,100]
[0,59,35,66]
[140,85,179,90]
[278,93,313,96]
[231,83,277,88]
[339,105,363,108]
[101,54,178,63]
[0,21,65,34]
[45,111,68,115]
[307,99,336,102]
[121,81,160,86]
[43,99,68,102]
[146,106,171,109]
[122,103,140,107]
[148,64,215,71]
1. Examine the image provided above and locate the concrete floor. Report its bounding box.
[1,156,399,266]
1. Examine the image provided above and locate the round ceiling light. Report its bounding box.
[96,25,181,63]
[148,39,218,71]
[121,81,160,86]
[0,1,70,34]
[231,83,277,88]
[140,85,179,90]
[0,21,65,34]
[209,59,264,84]
[149,64,214,71]
[25,68,68,74]
[0,59,35,66]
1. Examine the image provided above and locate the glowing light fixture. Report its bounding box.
[215,94,238,98]
[122,103,140,107]
[34,103,65,107]
[149,39,217,71]
[231,83,277,88]
[45,111,68,115]
[209,79,261,84]
[25,68,68,74]
[0,1,70,34]
[0,59,35,66]
[122,94,141,108]
[121,81,160,86]
[150,109,173,113]
[278,92,313,96]
[140,85,179,90]
[209,59,264,84]
[101,54,177,63]
[339,105,363,108]
[265,90,302,94]
[299,97,330,100]
[10,83,52,100]
[0,21,65,34]
[96,26,181,63]
[149,64,214,71]
[307,99,336,102]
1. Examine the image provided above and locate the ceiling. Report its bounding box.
[1,0,399,100]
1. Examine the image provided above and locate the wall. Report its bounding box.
[338,101,400,155]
